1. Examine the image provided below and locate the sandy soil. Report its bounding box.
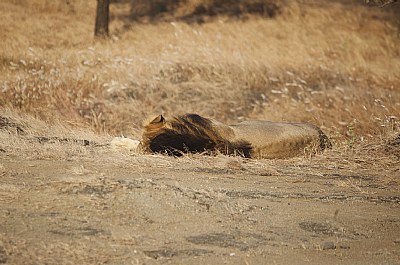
[0,117,399,265]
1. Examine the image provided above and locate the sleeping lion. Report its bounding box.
[140,114,331,159]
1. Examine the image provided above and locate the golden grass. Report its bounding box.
[0,0,399,145]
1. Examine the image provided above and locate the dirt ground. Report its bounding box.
[0,116,399,265]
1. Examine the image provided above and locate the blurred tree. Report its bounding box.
[365,0,397,7]
[95,0,110,38]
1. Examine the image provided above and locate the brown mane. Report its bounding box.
[140,114,252,157]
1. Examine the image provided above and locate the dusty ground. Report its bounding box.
[0,115,399,265]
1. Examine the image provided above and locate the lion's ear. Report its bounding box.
[150,114,165,124]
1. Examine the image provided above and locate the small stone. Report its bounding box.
[321,241,336,250]
[394,239,400,244]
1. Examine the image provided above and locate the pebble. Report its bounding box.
[321,241,336,250]
[339,245,350,249]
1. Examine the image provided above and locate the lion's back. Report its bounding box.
[229,120,327,158]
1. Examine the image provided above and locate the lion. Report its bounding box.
[139,114,331,159]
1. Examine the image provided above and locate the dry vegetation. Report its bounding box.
[0,0,399,146]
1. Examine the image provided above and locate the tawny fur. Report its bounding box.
[140,114,331,159]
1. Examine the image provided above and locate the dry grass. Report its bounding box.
[0,0,399,147]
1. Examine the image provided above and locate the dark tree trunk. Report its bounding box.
[94,0,110,38]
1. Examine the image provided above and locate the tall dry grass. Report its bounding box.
[0,0,399,145]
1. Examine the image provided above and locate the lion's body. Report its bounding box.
[229,120,328,158]
[140,114,331,159]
